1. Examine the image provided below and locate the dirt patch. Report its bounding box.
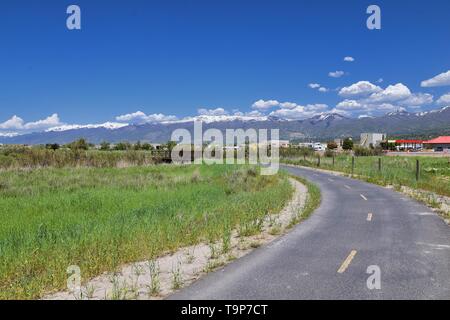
[44,178,308,300]
[398,186,450,225]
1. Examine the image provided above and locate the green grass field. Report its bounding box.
[282,155,450,197]
[0,164,292,299]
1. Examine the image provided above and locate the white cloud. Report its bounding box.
[0,115,24,130]
[197,108,228,116]
[308,83,321,89]
[421,70,450,87]
[279,102,298,109]
[269,104,328,120]
[329,71,345,78]
[336,82,433,116]
[245,110,264,117]
[399,93,433,107]
[367,83,411,103]
[376,103,403,111]
[115,111,178,124]
[344,56,355,62]
[339,81,382,97]
[251,99,280,110]
[308,83,329,93]
[23,114,61,130]
[0,113,62,131]
[336,99,363,110]
[341,81,431,106]
[437,93,450,105]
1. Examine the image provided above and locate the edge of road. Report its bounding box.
[281,163,450,226]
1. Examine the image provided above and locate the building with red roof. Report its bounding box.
[423,136,450,152]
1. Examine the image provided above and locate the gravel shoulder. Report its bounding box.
[45,178,309,300]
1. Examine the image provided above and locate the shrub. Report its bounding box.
[100,141,110,151]
[354,146,384,156]
[342,138,354,150]
[67,138,89,151]
[327,141,338,150]
[324,149,335,158]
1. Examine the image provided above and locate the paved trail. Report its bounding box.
[170,165,450,299]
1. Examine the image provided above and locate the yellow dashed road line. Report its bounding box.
[337,250,357,273]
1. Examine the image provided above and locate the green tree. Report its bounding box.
[165,141,177,152]
[133,141,142,150]
[141,143,154,151]
[114,142,131,151]
[100,141,110,151]
[342,138,354,151]
[68,138,89,150]
[45,143,60,151]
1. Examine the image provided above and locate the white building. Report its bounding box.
[360,133,386,148]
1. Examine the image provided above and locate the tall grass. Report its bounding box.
[0,147,163,169]
[0,164,292,299]
[283,155,450,197]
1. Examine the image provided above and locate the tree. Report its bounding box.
[133,141,142,150]
[45,143,60,151]
[141,143,154,151]
[114,142,131,151]
[165,141,177,152]
[327,141,338,150]
[342,138,354,150]
[100,141,110,151]
[68,138,89,150]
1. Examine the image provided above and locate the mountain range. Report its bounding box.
[1,107,449,145]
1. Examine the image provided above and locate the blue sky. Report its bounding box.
[1,0,450,135]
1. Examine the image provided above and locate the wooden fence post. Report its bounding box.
[378,157,382,172]
[351,156,355,175]
[416,159,420,181]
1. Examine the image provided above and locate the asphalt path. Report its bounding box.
[169,165,450,299]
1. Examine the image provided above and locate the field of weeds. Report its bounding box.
[0,164,292,299]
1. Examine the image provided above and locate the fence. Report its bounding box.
[288,155,425,181]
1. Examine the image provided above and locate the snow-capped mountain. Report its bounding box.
[46,122,129,132]
[1,107,449,145]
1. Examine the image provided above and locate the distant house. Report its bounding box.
[423,136,450,152]
[360,133,386,148]
[265,140,290,148]
[298,142,314,148]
